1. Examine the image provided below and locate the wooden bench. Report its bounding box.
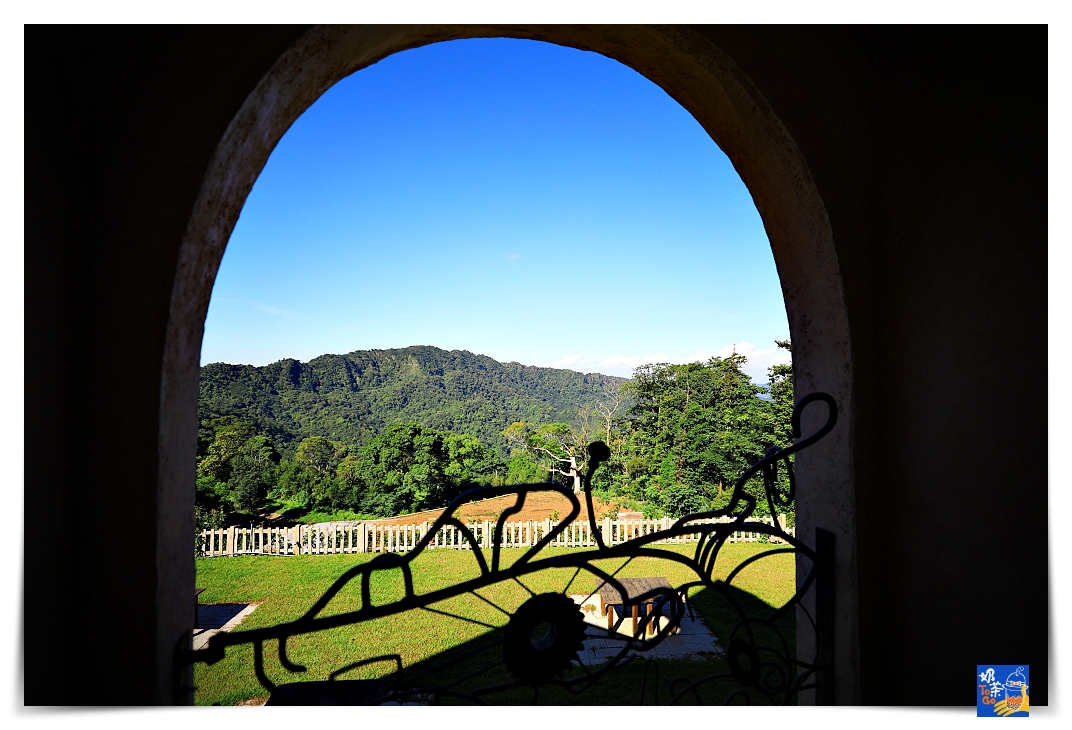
[597,577,685,637]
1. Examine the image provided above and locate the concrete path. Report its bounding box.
[193,603,258,650]
[569,593,721,666]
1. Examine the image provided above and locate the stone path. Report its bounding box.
[193,603,258,650]
[568,594,721,666]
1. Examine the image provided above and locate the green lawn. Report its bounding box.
[194,543,797,705]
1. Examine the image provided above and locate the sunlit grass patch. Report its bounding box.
[194,543,795,705]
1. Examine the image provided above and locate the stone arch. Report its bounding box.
[158,25,859,702]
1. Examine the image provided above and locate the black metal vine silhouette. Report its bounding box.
[182,392,838,705]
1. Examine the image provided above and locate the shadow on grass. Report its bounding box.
[266,582,798,706]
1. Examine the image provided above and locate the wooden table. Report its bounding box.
[597,577,682,637]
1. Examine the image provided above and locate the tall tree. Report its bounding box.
[196,417,256,482]
[622,352,777,517]
[358,423,498,515]
[295,436,346,477]
[503,421,588,491]
[229,435,280,512]
[767,339,794,448]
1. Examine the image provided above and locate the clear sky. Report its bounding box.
[202,38,790,381]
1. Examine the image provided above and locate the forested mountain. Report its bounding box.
[199,346,627,457]
[195,343,794,532]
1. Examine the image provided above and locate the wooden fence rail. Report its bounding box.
[197,516,795,557]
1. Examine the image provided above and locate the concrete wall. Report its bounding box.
[695,26,1048,705]
[24,25,309,705]
[24,25,1046,704]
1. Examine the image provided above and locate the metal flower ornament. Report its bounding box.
[182,393,839,705]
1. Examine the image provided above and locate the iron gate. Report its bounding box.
[180,392,837,705]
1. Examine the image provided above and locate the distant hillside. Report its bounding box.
[199,345,629,456]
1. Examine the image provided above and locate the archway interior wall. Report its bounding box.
[160,25,859,703]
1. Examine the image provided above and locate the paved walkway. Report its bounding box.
[569,593,721,665]
[193,603,258,650]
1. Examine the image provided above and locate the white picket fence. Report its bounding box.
[197,515,794,557]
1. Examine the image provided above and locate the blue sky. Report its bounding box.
[202,38,790,381]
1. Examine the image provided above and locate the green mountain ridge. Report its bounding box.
[199,345,629,456]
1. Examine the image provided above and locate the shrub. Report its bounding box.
[194,505,226,555]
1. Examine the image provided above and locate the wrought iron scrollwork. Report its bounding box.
[183,392,838,705]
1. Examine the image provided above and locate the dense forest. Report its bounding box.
[195,342,794,533]
[199,345,626,456]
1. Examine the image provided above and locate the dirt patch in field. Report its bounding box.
[371,491,624,527]
[235,697,268,706]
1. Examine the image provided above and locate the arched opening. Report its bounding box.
[160,26,857,703]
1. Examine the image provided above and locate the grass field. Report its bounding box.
[194,543,797,706]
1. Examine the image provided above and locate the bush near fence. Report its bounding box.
[197,515,795,557]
